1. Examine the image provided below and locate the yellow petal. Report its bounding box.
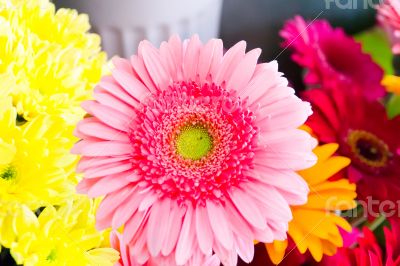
[299,125,313,134]
[305,191,357,211]
[382,75,400,94]
[86,248,120,266]
[321,239,339,256]
[291,210,342,242]
[300,156,351,185]
[307,235,323,261]
[0,140,16,165]
[330,215,352,232]
[265,240,288,265]
[313,144,339,162]
[287,223,308,253]
[312,179,356,193]
[0,214,15,247]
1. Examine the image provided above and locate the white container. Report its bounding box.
[54,0,224,57]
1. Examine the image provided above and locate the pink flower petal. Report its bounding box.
[123,210,148,244]
[147,198,171,256]
[195,205,214,255]
[183,35,202,82]
[213,241,238,266]
[81,100,132,132]
[254,146,317,171]
[94,88,136,116]
[166,35,184,79]
[234,234,254,263]
[203,255,221,266]
[224,201,254,240]
[229,188,266,230]
[130,54,158,93]
[159,42,178,81]
[139,40,171,91]
[112,56,134,74]
[161,202,185,256]
[206,201,233,250]
[111,188,145,229]
[138,192,158,212]
[72,140,132,157]
[226,48,261,92]
[76,155,130,173]
[99,78,140,108]
[248,168,308,205]
[77,118,130,142]
[175,205,195,265]
[96,186,135,230]
[130,227,150,264]
[213,41,246,85]
[112,68,150,103]
[257,96,312,131]
[198,39,223,82]
[87,171,133,197]
[84,161,132,179]
[242,182,293,222]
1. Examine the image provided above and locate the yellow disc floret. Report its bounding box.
[176,123,213,160]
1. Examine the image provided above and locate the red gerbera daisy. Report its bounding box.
[281,16,385,100]
[303,86,400,209]
[322,218,400,266]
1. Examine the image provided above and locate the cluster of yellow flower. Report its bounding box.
[0,0,118,264]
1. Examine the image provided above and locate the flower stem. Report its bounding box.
[368,215,386,232]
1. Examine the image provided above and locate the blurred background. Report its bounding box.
[54,0,380,90]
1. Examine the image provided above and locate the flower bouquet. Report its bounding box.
[1,0,400,266]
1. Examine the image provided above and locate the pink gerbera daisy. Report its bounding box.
[72,35,316,265]
[377,0,400,54]
[281,16,385,100]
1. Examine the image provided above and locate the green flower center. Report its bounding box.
[1,165,17,180]
[176,124,213,160]
[46,249,57,262]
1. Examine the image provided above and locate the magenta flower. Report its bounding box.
[72,35,316,265]
[281,16,385,100]
[377,0,400,54]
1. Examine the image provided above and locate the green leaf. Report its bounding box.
[387,94,400,118]
[355,27,394,75]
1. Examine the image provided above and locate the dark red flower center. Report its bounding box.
[347,130,390,168]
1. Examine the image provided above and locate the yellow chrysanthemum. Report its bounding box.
[0,98,75,209]
[0,1,116,264]
[266,144,357,264]
[382,75,400,95]
[9,196,119,266]
[0,0,106,123]
[0,0,107,204]
[0,200,38,248]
